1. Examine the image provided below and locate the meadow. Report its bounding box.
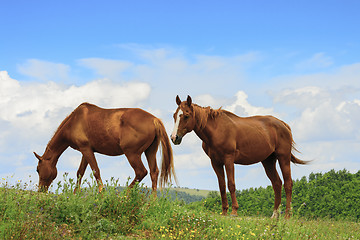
[1,173,359,239]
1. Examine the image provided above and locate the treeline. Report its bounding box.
[160,189,205,204]
[199,169,360,221]
[114,186,205,204]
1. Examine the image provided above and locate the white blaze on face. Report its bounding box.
[171,109,183,140]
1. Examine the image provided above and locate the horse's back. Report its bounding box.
[231,114,289,133]
[67,103,157,155]
[75,103,155,128]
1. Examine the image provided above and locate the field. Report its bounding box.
[1,175,359,239]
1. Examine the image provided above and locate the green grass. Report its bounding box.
[1,175,359,239]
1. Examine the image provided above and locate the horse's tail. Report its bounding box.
[153,118,177,188]
[281,120,311,165]
[291,145,310,165]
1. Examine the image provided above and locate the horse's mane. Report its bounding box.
[192,104,223,130]
[50,103,92,140]
[45,104,88,152]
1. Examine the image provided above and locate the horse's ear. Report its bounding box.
[186,95,192,107]
[176,95,181,105]
[33,152,42,162]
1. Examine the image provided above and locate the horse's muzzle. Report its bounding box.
[171,134,182,145]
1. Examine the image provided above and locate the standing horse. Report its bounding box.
[34,102,176,193]
[171,95,308,218]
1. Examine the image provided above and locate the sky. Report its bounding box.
[1,1,360,192]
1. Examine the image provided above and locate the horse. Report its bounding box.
[34,102,176,193]
[170,95,308,218]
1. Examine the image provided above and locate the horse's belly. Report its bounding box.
[234,149,272,165]
[92,143,124,156]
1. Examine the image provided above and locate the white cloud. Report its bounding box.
[270,62,360,90]
[78,58,134,79]
[296,52,333,70]
[273,86,360,142]
[174,151,210,170]
[17,59,70,82]
[0,71,150,134]
[115,46,261,98]
[225,91,274,116]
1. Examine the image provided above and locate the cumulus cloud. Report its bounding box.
[274,86,360,142]
[225,91,274,116]
[193,94,223,108]
[0,71,150,135]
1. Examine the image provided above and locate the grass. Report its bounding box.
[1,175,359,239]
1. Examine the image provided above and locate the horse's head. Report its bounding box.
[34,152,57,192]
[171,95,196,145]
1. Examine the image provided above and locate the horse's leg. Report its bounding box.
[145,140,159,194]
[224,156,239,216]
[262,154,282,218]
[125,153,148,187]
[210,159,229,215]
[80,147,103,192]
[74,156,88,194]
[277,152,293,219]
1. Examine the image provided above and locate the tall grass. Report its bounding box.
[1,174,359,239]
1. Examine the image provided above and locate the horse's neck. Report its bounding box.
[42,132,69,166]
[194,110,217,144]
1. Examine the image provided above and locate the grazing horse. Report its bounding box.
[34,102,176,193]
[171,95,308,218]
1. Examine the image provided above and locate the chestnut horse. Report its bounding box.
[171,95,308,218]
[34,102,176,193]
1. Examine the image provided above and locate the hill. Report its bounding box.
[171,187,212,198]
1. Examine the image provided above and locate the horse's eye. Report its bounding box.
[184,115,189,120]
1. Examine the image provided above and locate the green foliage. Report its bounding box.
[200,169,360,221]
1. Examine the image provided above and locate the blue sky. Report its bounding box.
[1,1,360,191]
